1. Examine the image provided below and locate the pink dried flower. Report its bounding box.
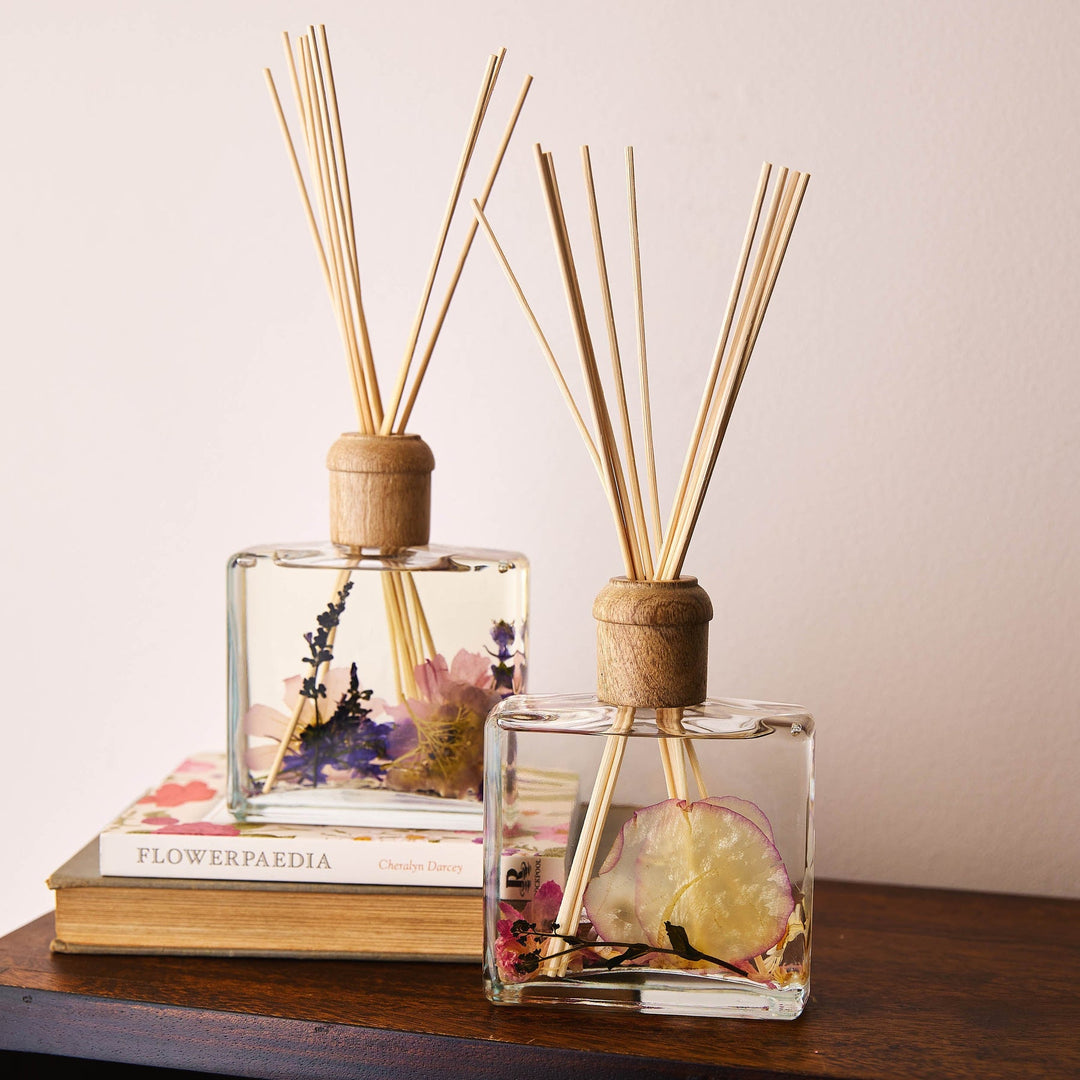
[384,650,500,799]
[495,879,565,982]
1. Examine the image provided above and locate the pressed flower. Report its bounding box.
[495,879,565,981]
[490,620,516,656]
[487,620,524,697]
[244,664,391,789]
[241,609,522,799]
[281,663,389,787]
[384,650,501,799]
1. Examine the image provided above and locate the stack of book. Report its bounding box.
[48,753,575,961]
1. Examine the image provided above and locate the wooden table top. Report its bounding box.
[1,879,1078,1079]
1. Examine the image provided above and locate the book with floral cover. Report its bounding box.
[99,753,574,890]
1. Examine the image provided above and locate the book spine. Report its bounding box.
[98,830,484,887]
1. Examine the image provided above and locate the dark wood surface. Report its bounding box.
[1,879,1078,1079]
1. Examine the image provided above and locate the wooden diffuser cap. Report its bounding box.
[327,434,435,551]
[593,577,713,709]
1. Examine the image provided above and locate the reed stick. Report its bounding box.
[657,739,678,799]
[541,705,634,974]
[548,152,645,578]
[404,573,437,660]
[268,29,525,438]
[287,30,377,429]
[657,708,689,799]
[313,25,381,429]
[384,580,407,704]
[396,74,534,433]
[396,573,423,668]
[281,33,311,144]
[407,581,427,671]
[664,172,808,579]
[581,146,653,577]
[297,36,372,432]
[391,574,420,674]
[264,70,330,291]
[536,147,641,579]
[380,51,504,435]
[267,61,368,431]
[686,738,709,798]
[656,167,792,579]
[743,173,811,374]
[591,150,683,809]
[471,201,606,486]
[626,148,663,561]
[659,161,772,568]
[384,574,421,699]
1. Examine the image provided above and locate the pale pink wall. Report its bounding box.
[1,0,1077,934]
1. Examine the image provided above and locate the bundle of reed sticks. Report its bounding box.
[264,27,531,435]
[474,145,808,972]
[259,28,531,794]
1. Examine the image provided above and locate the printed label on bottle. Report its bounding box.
[498,853,566,900]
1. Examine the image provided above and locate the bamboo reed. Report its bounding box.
[314,25,381,429]
[379,50,504,435]
[581,147,653,579]
[397,74,534,433]
[265,29,525,433]
[470,200,605,484]
[626,148,664,560]
[536,148,642,579]
[658,162,772,566]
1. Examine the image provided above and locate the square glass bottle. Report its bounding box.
[484,577,813,1019]
[228,433,528,827]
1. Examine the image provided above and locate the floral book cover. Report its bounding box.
[99,752,574,890]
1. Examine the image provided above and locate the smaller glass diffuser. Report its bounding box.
[484,578,813,1019]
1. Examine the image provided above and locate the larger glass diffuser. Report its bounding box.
[229,542,527,827]
[228,434,528,827]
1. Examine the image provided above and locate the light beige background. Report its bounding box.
[1,0,1077,936]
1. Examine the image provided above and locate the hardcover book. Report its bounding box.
[49,838,483,960]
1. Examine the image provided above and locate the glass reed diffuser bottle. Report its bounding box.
[228,29,532,827]
[485,581,813,1018]
[477,147,812,1017]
